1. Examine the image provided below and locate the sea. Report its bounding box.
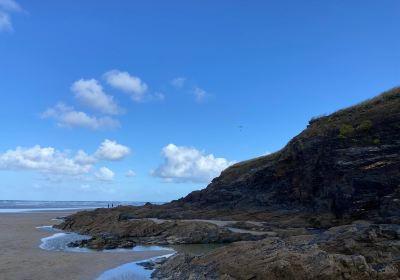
[0,200,150,213]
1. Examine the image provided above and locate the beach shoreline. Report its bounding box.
[0,211,170,280]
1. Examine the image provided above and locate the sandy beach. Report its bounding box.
[0,211,170,280]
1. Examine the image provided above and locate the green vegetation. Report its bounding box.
[220,87,400,183]
[303,87,400,138]
[372,138,380,145]
[339,124,355,138]
[309,114,327,125]
[357,120,373,131]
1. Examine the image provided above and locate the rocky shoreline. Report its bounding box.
[55,214,267,251]
[56,88,400,279]
[55,213,400,279]
[152,221,400,280]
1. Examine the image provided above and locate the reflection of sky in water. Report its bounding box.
[133,245,174,252]
[96,254,175,280]
[37,226,176,279]
[38,226,174,253]
[39,232,92,253]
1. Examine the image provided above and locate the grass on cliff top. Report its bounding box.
[222,87,400,180]
[305,87,400,137]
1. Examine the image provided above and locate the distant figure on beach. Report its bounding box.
[112,203,113,208]
[107,204,109,208]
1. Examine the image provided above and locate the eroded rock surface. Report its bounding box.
[60,88,400,228]
[153,222,400,280]
[56,214,264,250]
[56,88,400,279]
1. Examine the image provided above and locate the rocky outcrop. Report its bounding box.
[64,88,400,228]
[153,222,400,280]
[56,213,265,250]
[166,88,400,226]
[57,88,400,279]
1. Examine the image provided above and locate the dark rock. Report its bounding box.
[138,256,169,271]
[55,88,400,279]
[57,217,263,250]
[137,261,155,270]
[56,88,400,227]
[153,223,400,280]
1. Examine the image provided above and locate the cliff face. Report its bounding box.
[57,88,400,280]
[61,88,400,226]
[169,88,400,224]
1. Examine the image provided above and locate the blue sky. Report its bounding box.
[0,0,399,202]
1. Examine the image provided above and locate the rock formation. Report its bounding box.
[56,214,264,250]
[153,222,400,280]
[56,88,400,279]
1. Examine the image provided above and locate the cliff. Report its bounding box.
[57,87,400,279]
[173,87,400,223]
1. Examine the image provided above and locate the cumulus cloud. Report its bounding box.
[95,167,115,181]
[0,145,93,175]
[0,140,130,180]
[171,77,186,88]
[95,139,130,161]
[152,144,234,183]
[74,150,97,165]
[0,0,22,32]
[104,70,148,102]
[41,103,120,130]
[126,170,136,177]
[71,79,121,115]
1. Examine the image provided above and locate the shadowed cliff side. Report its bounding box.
[57,87,400,280]
[124,87,400,226]
[63,87,400,228]
[173,87,400,223]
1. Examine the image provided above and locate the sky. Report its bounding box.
[0,0,399,202]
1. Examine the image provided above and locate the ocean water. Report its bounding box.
[0,200,148,213]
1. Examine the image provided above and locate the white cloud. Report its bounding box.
[0,140,131,181]
[95,139,130,161]
[152,144,234,183]
[71,79,121,115]
[126,170,136,177]
[193,87,208,102]
[74,150,97,165]
[41,103,120,130]
[0,145,93,175]
[171,77,186,88]
[104,70,148,102]
[0,0,22,32]
[95,167,114,181]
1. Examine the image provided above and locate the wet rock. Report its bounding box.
[153,223,400,280]
[56,88,400,279]
[137,257,169,271]
[58,217,263,250]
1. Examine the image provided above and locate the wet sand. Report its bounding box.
[0,211,170,280]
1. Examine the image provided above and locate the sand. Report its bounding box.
[0,211,170,280]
